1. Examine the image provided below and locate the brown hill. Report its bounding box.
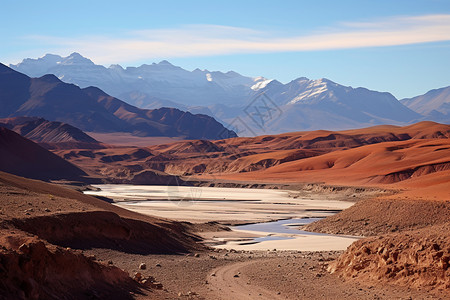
[213,121,450,152]
[0,127,88,181]
[53,122,450,187]
[230,139,450,186]
[0,116,103,149]
[0,171,200,253]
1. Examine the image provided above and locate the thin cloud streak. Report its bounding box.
[24,14,450,64]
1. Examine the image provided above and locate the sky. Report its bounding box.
[1,0,450,99]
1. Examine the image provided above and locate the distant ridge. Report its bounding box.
[0,117,103,149]
[0,63,237,140]
[401,86,450,124]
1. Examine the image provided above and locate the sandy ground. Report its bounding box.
[84,248,447,300]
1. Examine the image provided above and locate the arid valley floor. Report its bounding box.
[0,122,449,299]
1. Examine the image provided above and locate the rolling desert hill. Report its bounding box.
[227,139,450,187]
[0,63,236,139]
[10,53,430,134]
[51,122,450,194]
[0,127,89,181]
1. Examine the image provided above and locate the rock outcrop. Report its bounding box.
[330,223,450,290]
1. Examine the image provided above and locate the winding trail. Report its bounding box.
[206,260,283,300]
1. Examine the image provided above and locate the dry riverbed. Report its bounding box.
[84,184,362,251]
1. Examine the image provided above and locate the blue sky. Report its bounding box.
[1,0,450,99]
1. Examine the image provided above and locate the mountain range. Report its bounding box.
[11,53,264,108]
[0,63,236,139]
[10,53,450,135]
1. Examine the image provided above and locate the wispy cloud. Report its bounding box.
[22,14,450,64]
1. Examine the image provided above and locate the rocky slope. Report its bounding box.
[84,86,236,139]
[330,223,450,290]
[0,170,203,299]
[0,63,236,139]
[0,233,136,300]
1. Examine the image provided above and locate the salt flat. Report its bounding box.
[85,184,359,250]
[85,185,353,223]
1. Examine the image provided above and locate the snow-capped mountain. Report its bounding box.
[11,53,268,108]
[401,86,450,123]
[229,77,422,135]
[10,53,428,135]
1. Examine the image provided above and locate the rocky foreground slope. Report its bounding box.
[329,223,450,290]
[0,233,136,300]
[0,171,202,299]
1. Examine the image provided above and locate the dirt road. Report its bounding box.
[206,260,283,300]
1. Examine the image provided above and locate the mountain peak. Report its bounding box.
[37,74,61,83]
[225,70,240,76]
[135,60,180,71]
[68,52,84,58]
[60,53,94,66]
[158,60,173,66]
[41,53,63,60]
[317,78,336,85]
[109,64,124,71]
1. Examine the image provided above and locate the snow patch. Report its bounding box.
[289,80,329,104]
[251,79,273,90]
